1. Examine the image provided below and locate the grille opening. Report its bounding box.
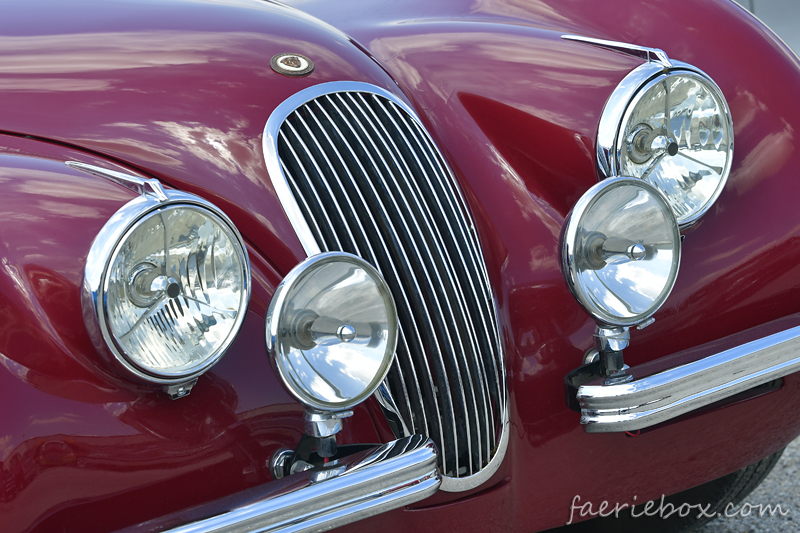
[275,90,505,479]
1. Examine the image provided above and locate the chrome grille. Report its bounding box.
[266,84,506,482]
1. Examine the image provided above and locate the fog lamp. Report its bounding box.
[266,252,397,412]
[562,177,681,327]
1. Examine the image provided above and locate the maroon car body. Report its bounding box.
[1,0,799,531]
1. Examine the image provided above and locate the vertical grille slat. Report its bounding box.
[296,96,456,473]
[331,92,488,473]
[271,87,506,482]
[353,93,494,464]
[352,95,491,468]
[289,113,364,257]
[315,94,465,475]
[278,160,327,249]
[278,129,341,251]
[296,104,429,439]
[390,103,506,411]
[297,99,439,452]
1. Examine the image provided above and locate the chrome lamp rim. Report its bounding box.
[265,251,399,412]
[561,177,682,327]
[83,190,252,385]
[596,60,734,229]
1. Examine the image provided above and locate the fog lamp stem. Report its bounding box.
[594,326,633,384]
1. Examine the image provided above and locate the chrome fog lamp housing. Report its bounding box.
[83,173,251,392]
[562,177,681,382]
[562,177,681,327]
[597,59,734,228]
[266,252,398,413]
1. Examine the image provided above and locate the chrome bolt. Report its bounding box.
[337,324,357,343]
[627,243,647,261]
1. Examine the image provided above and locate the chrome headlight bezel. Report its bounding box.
[597,60,734,229]
[83,189,251,385]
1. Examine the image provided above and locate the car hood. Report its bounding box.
[0,0,411,275]
[3,0,800,405]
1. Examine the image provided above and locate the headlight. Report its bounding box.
[598,63,733,228]
[561,177,681,327]
[266,252,397,412]
[84,188,250,386]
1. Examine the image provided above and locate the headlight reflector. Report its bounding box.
[266,252,397,412]
[562,178,681,326]
[85,191,250,384]
[599,65,733,227]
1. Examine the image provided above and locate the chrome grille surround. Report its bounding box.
[262,81,508,492]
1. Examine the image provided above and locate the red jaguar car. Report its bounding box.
[0,1,798,532]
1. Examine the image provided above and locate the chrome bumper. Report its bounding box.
[577,325,800,433]
[163,435,439,533]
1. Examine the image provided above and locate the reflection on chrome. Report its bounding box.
[267,253,397,411]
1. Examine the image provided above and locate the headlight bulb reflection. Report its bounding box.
[286,311,383,350]
[626,124,679,164]
[580,231,655,270]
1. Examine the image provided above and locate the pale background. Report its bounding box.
[733,0,800,54]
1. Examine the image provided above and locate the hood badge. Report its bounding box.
[271,53,314,77]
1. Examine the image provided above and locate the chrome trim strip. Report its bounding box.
[578,325,800,433]
[163,436,440,533]
[374,382,412,438]
[561,34,672,67]
[66,161,168,201]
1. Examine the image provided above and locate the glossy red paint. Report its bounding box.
[0,135,381,531]
[0,0,799,531]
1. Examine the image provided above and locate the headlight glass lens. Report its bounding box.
[563,178,681,326]
[618,72,732,226]
[105,204,247,378]
[267,253,397,411]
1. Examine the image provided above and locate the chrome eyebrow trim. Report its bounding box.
[66,161,168,201]
[561,34,673,67]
